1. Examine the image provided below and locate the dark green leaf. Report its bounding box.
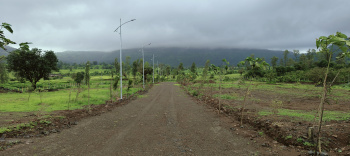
[2,23,13,33]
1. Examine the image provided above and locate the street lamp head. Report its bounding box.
[114,19,136,32]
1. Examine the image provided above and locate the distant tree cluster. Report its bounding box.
[236,32,350,84]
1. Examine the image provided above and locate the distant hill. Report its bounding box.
[0,46,16,57]
[55,47,286,67]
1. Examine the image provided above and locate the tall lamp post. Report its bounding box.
[153,54,155,83]
[142,43,151,89]
[114,18,135,100]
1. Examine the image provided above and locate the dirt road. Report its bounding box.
[2,82,285,155]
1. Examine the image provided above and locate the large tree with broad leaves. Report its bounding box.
[7,48,59,90]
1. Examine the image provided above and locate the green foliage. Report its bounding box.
[114,58,120,74]
[222,59,229,73]
[132,59,139,81]
[297,137,303,143]
[264,71,277,83]
[285,135,293,140]
[71,72,85,84]
[7,48,58,89]
[0,127,12,133]
[113,76,119,90]
[283,50,289,67]
[316,32,350,57]
[0,22,16,51]
[191,90,199,96]
[242,56,270,78]
[177,62,184,75]
[270,100,283,114]
[0,61,8,83]
[209,73,214,79]
[271,56,278,69]
[39,120,52,125]
[85,61,90,85]
[258,109,350,121]
[190,62,196,74]
[303,141,315,147]
[125,56,131,75]
[164,65,171,78]
[127,79,133,91]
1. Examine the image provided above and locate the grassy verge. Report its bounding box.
[258,109,350,121]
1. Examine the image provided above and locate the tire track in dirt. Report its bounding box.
[164,83,187,153]
[94,84,165,155]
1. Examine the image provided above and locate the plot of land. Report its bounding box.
[0,82,306,155]
[183,80,350,153]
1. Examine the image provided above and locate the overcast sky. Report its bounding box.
[1,0,349,52]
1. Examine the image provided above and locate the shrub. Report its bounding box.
[191,90,199,96]
[209,73,214,79]
[223,76,230,81]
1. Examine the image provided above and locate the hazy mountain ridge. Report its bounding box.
[0,46,16,57]
[1,46,288,67]
[55,47,285,67]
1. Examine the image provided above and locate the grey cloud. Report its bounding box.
[1,0,349,52]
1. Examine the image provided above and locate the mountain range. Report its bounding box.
[1,46,288,67]
[54,47,286,67]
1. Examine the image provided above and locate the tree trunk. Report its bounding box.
[31,82,36,90]
[241,86,250,126]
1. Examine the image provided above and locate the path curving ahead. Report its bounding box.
[2,82,261,156]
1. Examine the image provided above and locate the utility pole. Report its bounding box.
[153,54,154,83]
[114,18,135,100]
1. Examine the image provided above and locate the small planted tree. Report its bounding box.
[241,85,251,126]
[177,62,184,76]
[270,56,279,69]
[242,56,270,79]
[0,60,8,83]
[202,60,210,82]
[71,72,85,85]
[85,61,90,105]
[190,62,197,81]
[71,72,84,102]
[127,79,133,98]
[314,32,350,153]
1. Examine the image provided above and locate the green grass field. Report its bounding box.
[258,109,350,121]
[0,86,143,112]
[187,73,350,122]
[0,74,145,112]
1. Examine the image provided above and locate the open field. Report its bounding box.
[181,74,350,153]
[0,75,149,129]
[1,71,350,154]
[0,82,308,155]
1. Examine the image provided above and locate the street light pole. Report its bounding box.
[142,43,151,89]
[114,18,135,100]
[153,54,154,83]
